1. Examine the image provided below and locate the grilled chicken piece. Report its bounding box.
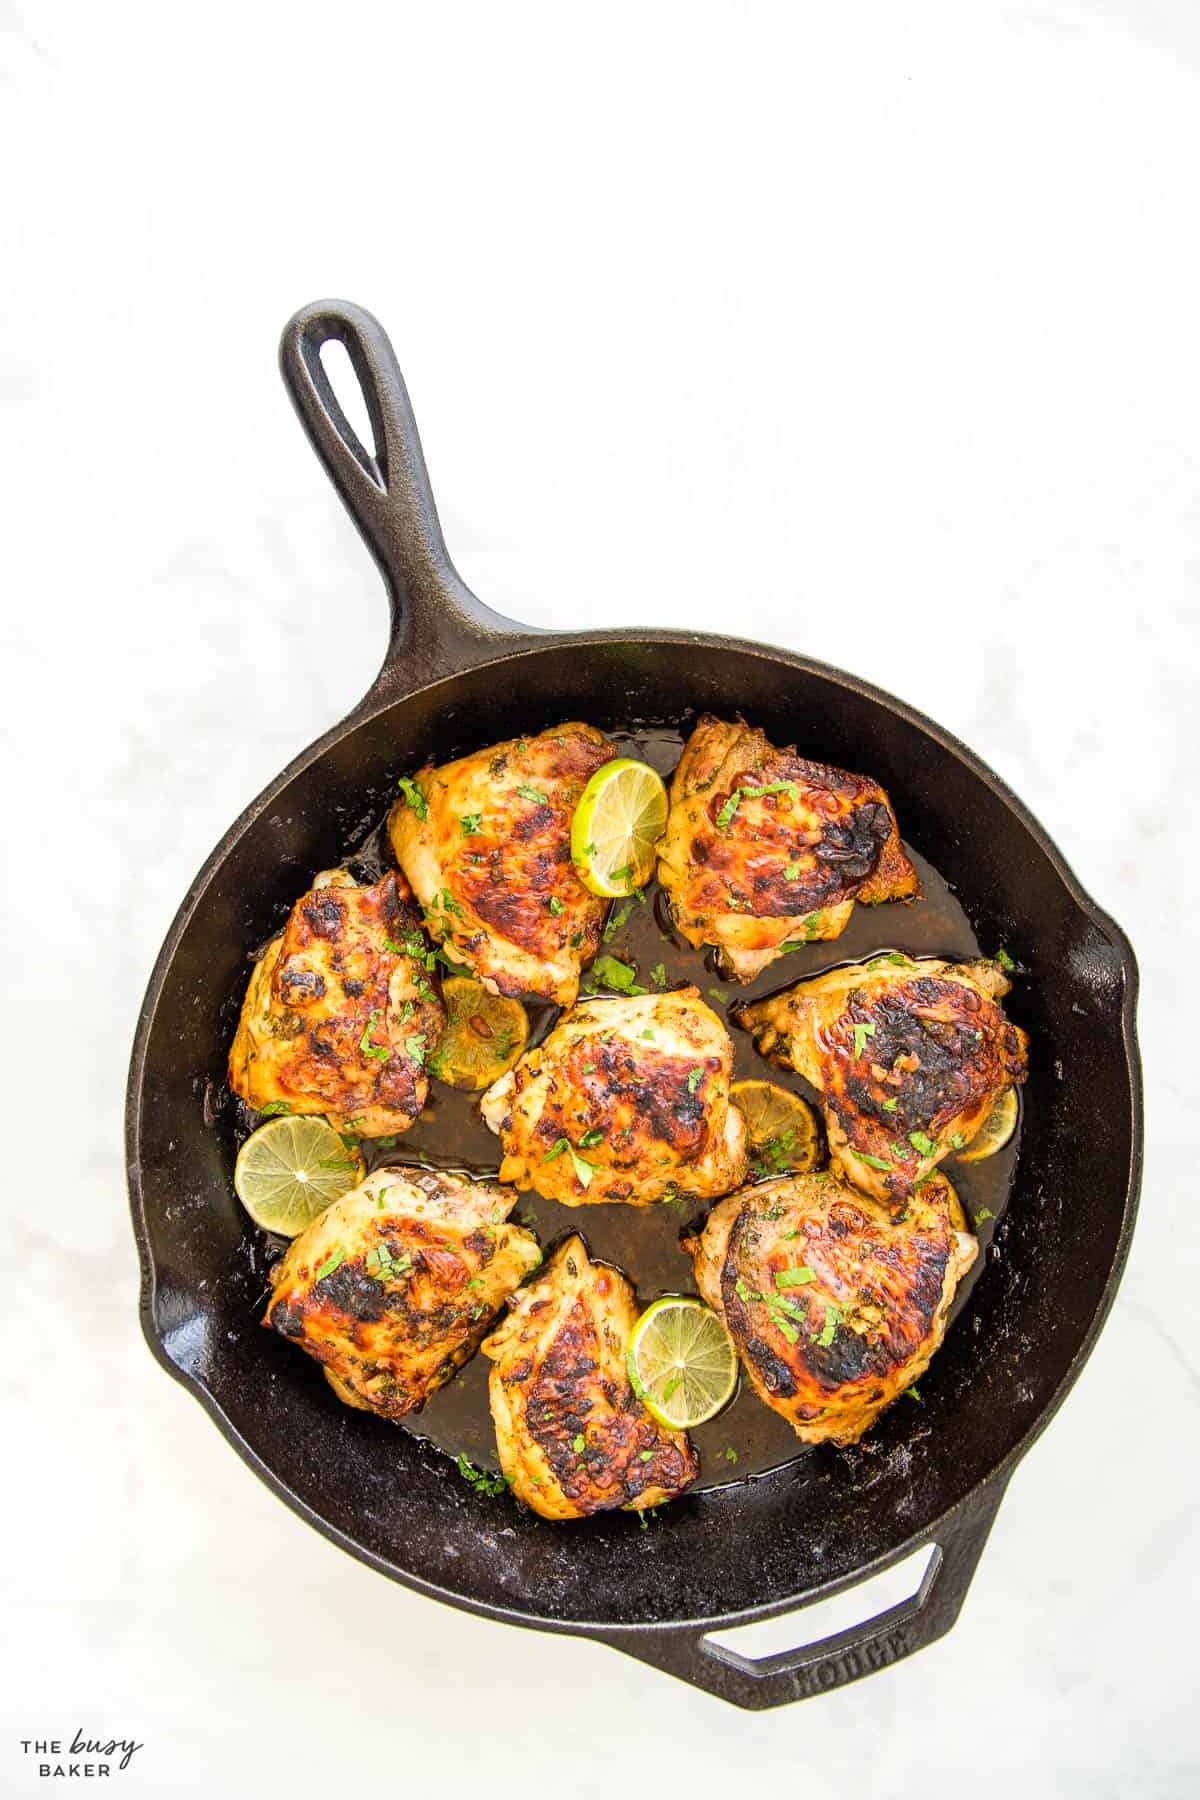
[735,955,1028,1209]
[657,716,918,982]
[685,1170,976,1445]
[388,723,616,1007]
[264,1166,541,1418]
[480,987,748,1206]
[482,1235,698,1518]
[228,869,445,1138]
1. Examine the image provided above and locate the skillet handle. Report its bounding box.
[600,1476,1009,1710]
[279,299,527,694]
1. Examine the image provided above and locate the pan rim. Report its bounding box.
[125,627,1143,1633]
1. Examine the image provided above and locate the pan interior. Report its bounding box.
[130,639,1137,1629]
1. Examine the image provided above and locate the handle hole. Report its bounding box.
[704,1541,938,1670]
[318,338,381,478]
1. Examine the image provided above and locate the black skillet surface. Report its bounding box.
[126,300,1142,1708]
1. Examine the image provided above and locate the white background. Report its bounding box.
[2,2,1197,1794]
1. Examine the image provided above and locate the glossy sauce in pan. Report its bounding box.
[231,726,1020,1495]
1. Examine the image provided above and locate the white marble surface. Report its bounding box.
[2,2,1197,1793]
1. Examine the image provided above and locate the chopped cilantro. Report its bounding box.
[516,784,548,805]
[258,1101,292,1116]
[459,813,482,836]
[909,1130,936,1156]
[775,1266,816,1287]
[396,776,428,820]
[359,1009,390,1061]
[852,1021,877,1059]
[588,954,646,996]
[882,1096,899,1112]
[686,1067,704,1094]
[454,1454,508,1498]
[856,1152,893,1171]
[314,1246,346,1281]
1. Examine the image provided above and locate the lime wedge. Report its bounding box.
[627,1296,738,1429]
[570,758,668,898]
[234,1116,364,1236]
[955,1087,1019,1162]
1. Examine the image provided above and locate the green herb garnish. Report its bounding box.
[396,776,428,820]
[359,1009,390,1061]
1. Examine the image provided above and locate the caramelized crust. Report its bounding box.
[264,1167,541,1418]
[388,723,616,1007]
[228,869,445,1137]
[685,1171,976,1445]
[483,1236,698,1518]
[735,955,1028,1207]
[480,988,747,1206]
[657,716,918,982]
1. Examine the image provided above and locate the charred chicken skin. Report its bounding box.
[388,723,617,1007]
[734,955,1028,1208]
[228,869,445,1138]
[685,1170,976,1445]
[658,716,919,982]
[482,1235,698,1519]
[264,1166,541,1418]
[479,987,748,1206]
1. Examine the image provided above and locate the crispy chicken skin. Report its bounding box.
[685,1170,976,1445]
[657,716,919,982]
[479,988,748,1206]
[734,955,1028,1208]
[482,1236,698,1518]
[264,1166,542,1418]
[228,869,445,1138]
[388,723,616,1007]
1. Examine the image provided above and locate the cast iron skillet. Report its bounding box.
[126,299,1143,1710]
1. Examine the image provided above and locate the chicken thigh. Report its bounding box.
[658,716,918,982]
[228,869,445,1138]
[388,723,616,1007]
[482,1235,698,1518]
[735,954,1028,1208]
[264,1166,541,1418]
[685,1169,976,1445]
[480,987,748,1206]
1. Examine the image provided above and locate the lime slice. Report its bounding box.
[955,1087,1019,1162]
[430,978,529,1091]
[627,1296,738,1429]
[234,1116,364,1236]
[732,1079,822,1176]
[570,758,668,898]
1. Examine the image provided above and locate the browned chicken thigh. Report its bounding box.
[735,954,1028,1208]
[264,1166,541,1418]
[483,1236,698,1519]
[685,1169,976,1445]
[388,723,616,1007]
[228,869,445,1138]
[657,716,918,982]
[479,988,748,1206]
